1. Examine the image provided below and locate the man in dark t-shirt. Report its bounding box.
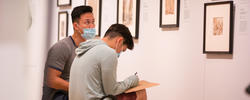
[42,5,95,100]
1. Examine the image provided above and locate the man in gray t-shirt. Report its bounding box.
[42,5,95,100]
[42,36,76,100]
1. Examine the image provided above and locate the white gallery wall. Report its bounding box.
[0,0,49,100]
[4,0,246,100]
[48,0,250,100]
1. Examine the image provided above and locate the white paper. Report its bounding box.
[183,0,190,22]
[118,0,137,37]
[58,0,70,5]
[238,0,249,35]
[205,3,231,51]
[162,0,178,25]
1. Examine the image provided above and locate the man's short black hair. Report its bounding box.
[104,24,134,50]
[71,5,93,23]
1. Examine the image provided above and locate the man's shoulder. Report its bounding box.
[53,37,74,48]
[56,37,73,46]
[95,44,115,54]
[93,44,117,58]
[49,37,74,53]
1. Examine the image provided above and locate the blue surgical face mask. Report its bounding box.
[117,51,122,58]
[81,28,96,40]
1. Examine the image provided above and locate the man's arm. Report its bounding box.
[46,67,69,91]
[45,41,70,91]
[101,52,139,95]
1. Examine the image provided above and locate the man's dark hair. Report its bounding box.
[246,85,250,95]
[104,24,134,50]
[71,5,92,23]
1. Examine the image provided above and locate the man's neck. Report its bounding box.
[102,37,115,49]
[72,32,86,47]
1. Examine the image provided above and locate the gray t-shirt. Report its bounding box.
[42,36,76,100]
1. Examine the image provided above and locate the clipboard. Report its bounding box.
[125,80,159,93]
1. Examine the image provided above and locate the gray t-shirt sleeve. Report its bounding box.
[100,50,139,96]
[46,42,69,71]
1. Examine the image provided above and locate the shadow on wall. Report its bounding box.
[206,54,233,59]
[59,6,72,10]
[161,27,179,31]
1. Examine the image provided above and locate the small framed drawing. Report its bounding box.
[57,0,71,7]
[85,0,102,37]
[117,0,140,39]
[203,1,234,54]
[58,11,68,41]
[159,0,180,28]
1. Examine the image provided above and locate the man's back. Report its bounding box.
[69,39,138,100]
[69,40,116,100]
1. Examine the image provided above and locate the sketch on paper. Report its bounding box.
[203,1,234,54]
[165,0,175,15]
[213,17,223,36]
[58,12,68,41]
[117,0,140,39]
[122,0,133,26]
[85,0,101,36]
[60,21,66,38]
[87,0,97,18]
[159,0,180,27]
[57,0,71,7]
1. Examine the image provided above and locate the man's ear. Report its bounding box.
[119,37,124,46]
[116,37,123,43]
[73,22,78,30]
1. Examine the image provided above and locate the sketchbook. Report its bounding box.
[125,80,159,93]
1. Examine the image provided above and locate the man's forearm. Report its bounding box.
[47,77,69,91]
[47,67,69,91]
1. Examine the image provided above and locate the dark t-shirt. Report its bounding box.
[42,36,76,100]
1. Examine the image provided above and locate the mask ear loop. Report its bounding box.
[76,24,83,34]
[116,38,124,53]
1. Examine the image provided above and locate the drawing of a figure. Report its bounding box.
[60,21,65,39]
[165,0,175,15]
[87,0,97,25]
[213,17,223,36]
[123,0,133,26]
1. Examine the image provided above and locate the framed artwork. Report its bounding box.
[57,0,71,7]
[58,11,68,41]
[203,1,234,54]
[159,0,180,28]
[117,0,140,39]
[85,0,102,37]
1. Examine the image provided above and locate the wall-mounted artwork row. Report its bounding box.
[159,0,180,28]
[203,1,234,54]
[85,0,102,37]
[57,0,71,7]
[58,11,68,41]
[117,0,140,39]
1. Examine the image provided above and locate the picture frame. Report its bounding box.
[58,11,68,41]
[85,0,102,37]
[159,0,180,28]
[117,0,140,39]
[203,1,234,54]
[57,0,71,7]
